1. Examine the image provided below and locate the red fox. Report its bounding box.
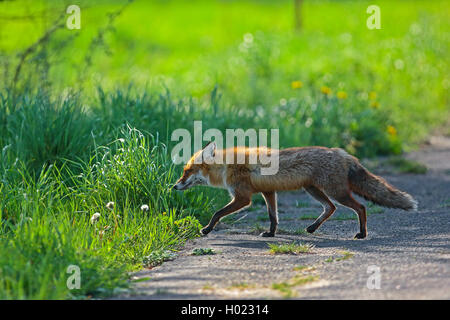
[173,142,418,239]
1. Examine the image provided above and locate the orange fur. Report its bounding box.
[173,143,417,239]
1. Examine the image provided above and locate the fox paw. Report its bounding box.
[306,225,317,234]
[354,232,367,239]
[259,231,275,237]
[200,227,211,236]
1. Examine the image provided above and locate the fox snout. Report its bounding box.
[173,183,188,191]
[173,169,208,191]
[173,176,194,191]
[173,181,188,191]
[173,183,181,190]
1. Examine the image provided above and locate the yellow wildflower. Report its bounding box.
[291,80,303,89]
[162,211,167,215]
[387,125,397,136]
[321,86,331,95]
[337,91,348,99]
[370,101,380,109]
[345,144,356,155]
[369,91,377,100]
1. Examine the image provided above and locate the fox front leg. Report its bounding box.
[260,191,278,237]
[201,196,251,235]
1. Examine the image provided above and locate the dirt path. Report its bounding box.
[118,137,450,299]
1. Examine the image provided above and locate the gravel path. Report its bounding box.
[118,136,450,299]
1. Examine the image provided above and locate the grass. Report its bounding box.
[143,250,177,268]
[367,203,384,215]
[0,105,219,299]
[295,200,312,208]
[272,275,319,298]
[201,284,214,291]
[386,157,428,174]
[298,214,320,220]
[271,282,296,298]
[325,250,354,263]
[252,193,267,206]
[228,282,255,291]
[293,265,315,272]
[335,251,355,261]
[268,242,314,255]
[192,248,216,256]
[439,199,450,208]
[256,214,269,222]
[248,223,266,235]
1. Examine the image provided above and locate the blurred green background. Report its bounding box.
[1,0,449,153]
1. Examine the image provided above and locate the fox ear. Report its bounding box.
[202,141,216,161]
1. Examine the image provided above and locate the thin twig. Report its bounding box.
[12,13,65,90]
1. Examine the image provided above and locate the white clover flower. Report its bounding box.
[90,212,100,224]
[140,204,149,212]
[106,201,114,210]
[243,33,253,44]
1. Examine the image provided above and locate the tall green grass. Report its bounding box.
[0,93,217,298]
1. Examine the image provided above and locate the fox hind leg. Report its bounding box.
[304,186,336,234]
[260,191,278,237]
[334,193,367,239]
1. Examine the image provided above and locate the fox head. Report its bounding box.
[173,142,216,191]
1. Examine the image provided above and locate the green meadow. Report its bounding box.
[0,0,449,298]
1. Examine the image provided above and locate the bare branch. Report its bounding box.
[12,12,66,89]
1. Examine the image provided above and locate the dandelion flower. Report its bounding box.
[337,91,348,99]
[90,212,100,224]
[106,201,114,210]
[141,204,149,212]
[387,125,397,136]
[162,211,167,215]
[243,33,254,43]
[369,91,377,100]
[345,144,356,155]
[321,86,331,95]
[291,80,303,89]
[370,101,380,109]
[394,59,405,70]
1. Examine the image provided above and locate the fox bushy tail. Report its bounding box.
[346,156,418,211]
